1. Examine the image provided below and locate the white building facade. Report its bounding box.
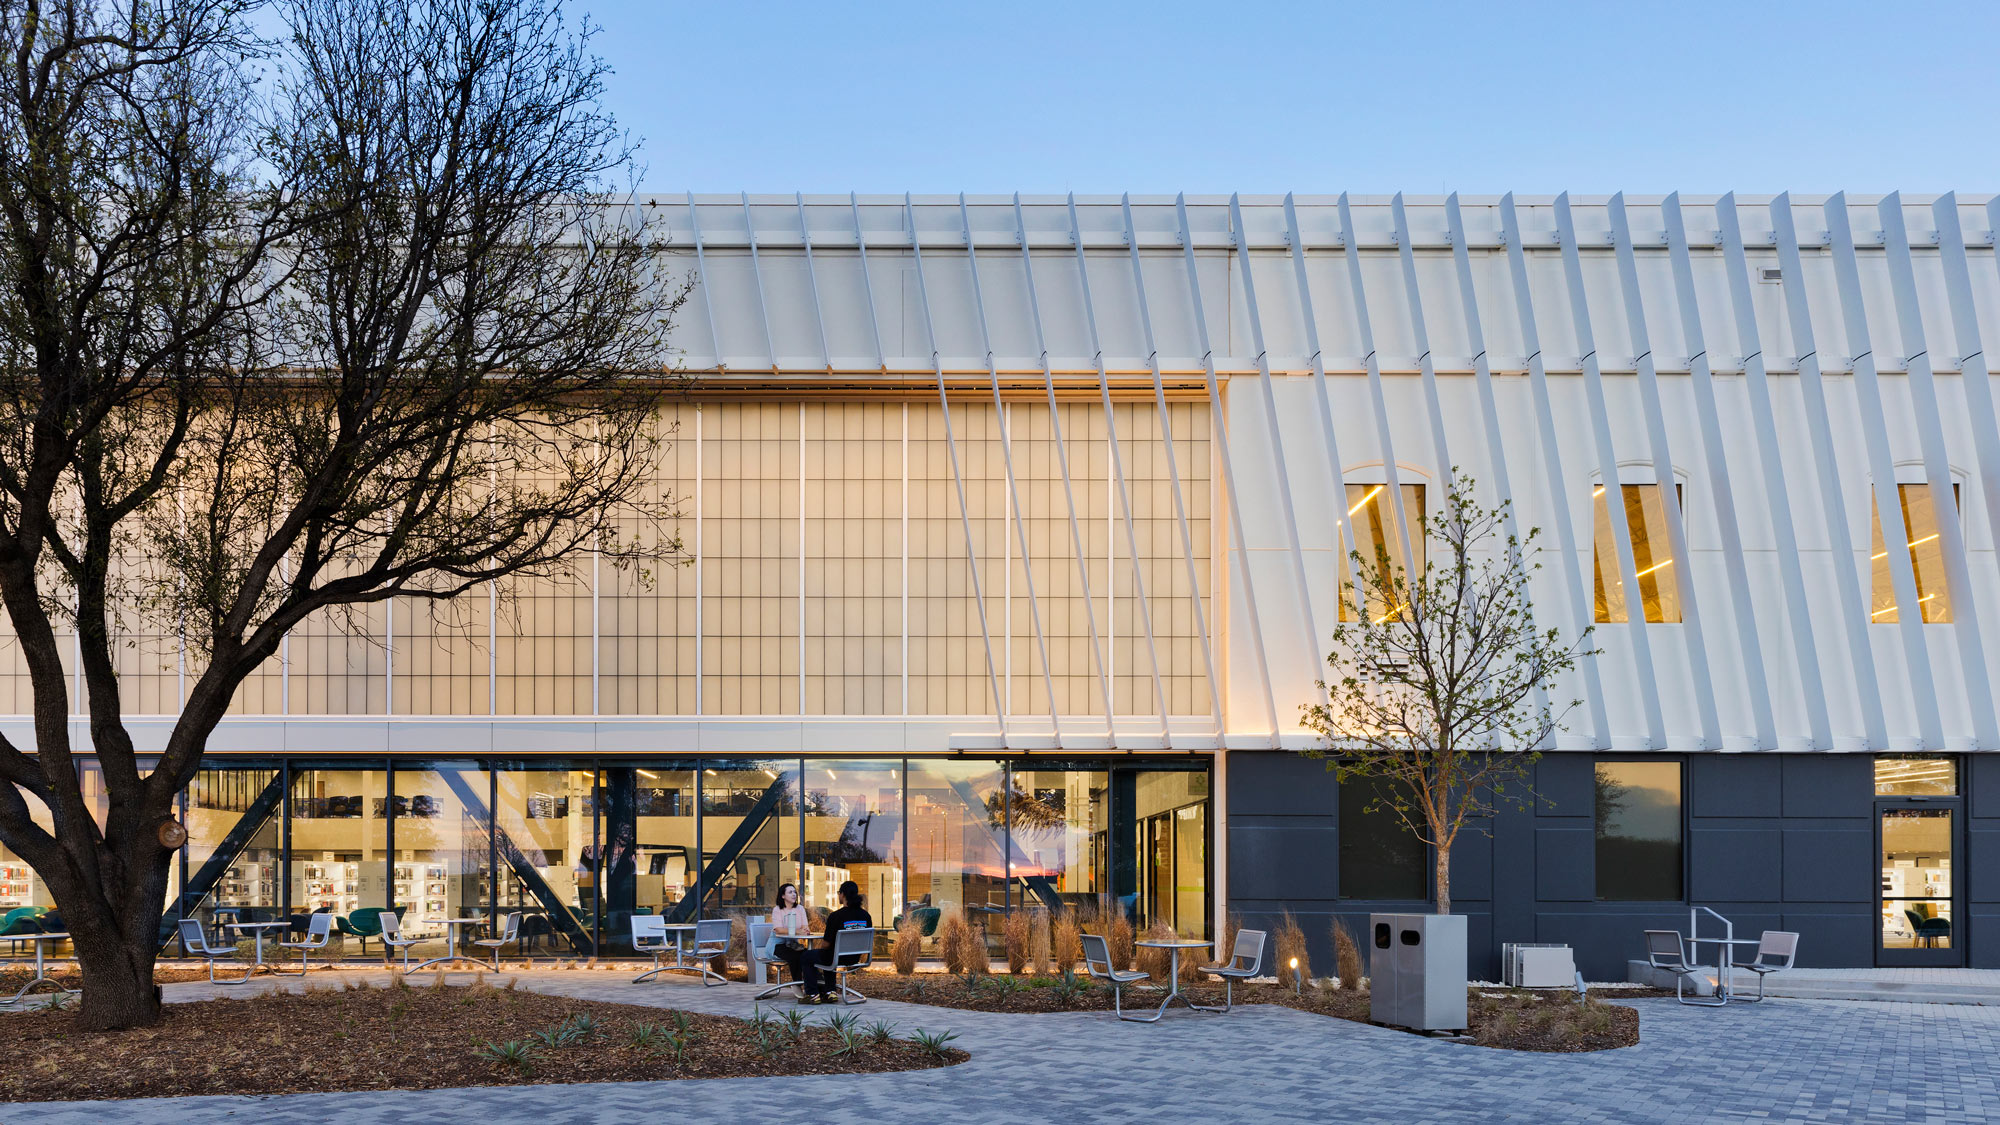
[7,192,1999,975]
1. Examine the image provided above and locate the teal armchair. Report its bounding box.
[338,905,409,956]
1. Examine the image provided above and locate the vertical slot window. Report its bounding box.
[1338,483,1426,623]
[1593,483,1684,623]
[1870,484,1958,624]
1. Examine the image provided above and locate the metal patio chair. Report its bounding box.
[177,918,251,984]
[824,925,874,1006]
[1644,928,1725,1007]
[275,911,335,976]
[377,909,423,970]
[749,920,804,1001]
[471,912,521,969]
[1203,928,1267,1012]
[690,917,733,986]
[632,915,682,983]
[1081,932,1157,1023]
[1731,930,1800,1002]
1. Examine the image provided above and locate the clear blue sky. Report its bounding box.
[585,0,1999,195]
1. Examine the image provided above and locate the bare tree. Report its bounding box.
[0,0,686,1029]
[1301,474,1593,915]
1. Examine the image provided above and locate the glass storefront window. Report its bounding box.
[802,760,903,917]
[1870,484,1959,624]
[0,786,55,913]
[593,763,698,952]
[1594,484,1684,623]
[184,766,282,925]
[287,766,388,954]
[905,759,1008,930]
[700,760,799,918]
[1005,767,1107,913]
[391,762,490,957]
[1338,777,1427,901]
[493,763,594,956]
[1133,770,1209,938]
[1875,756,1957,797]
[1594,761,1683,901]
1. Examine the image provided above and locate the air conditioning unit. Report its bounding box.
[1502,943,1576,988]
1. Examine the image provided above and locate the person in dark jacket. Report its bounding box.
[803,880,871,1002]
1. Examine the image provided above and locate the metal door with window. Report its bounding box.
[1874,756,1962,967]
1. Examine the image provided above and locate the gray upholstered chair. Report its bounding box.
[178,918,250,984]
[1081,932,1157,1023]
[471,912,521,969]
[275,911,335,975]
[824,925,874,1005]
[1731,930,1799,1002]
[1644,929,1724,1007]
[1203,928,1266,1012]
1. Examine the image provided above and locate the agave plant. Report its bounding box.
[831,1026,862,1058]
[910,1028,960,1060]
[626,1021,667,1049]
[825,1010,862,1037]
[867,1018,898,1046]
[780,1007,811,1042]
[663,1030,694,1066]
[475,1039,539,1077]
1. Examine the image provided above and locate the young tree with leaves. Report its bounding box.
[1301,474,1594,915]
[0,0,684,1029]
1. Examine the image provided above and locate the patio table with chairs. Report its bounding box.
[0,930,76,1006]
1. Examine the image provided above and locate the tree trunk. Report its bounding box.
[69,908,163,1030]
[1434,842,1451,915]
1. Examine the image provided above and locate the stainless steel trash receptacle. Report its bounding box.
[1370,913,1467,1031]
[1368,915,1401,1026]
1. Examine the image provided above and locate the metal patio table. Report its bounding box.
[1688,936,1764,1003]
[1,932,76,1006]
[1134,938,1221,1017]
[222,920,290,972]
[411,917,494,971]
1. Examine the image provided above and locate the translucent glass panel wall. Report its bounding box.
[908,404,1006,714]
[804,404,902,714]
[702,404,801,714]
[1111,402,1211,717]
[603,405,699,715]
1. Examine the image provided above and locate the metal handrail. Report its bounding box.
[1689,906,1735,999]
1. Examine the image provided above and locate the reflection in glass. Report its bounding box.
[493,764,594,956]
[1134,770,1209,938]
[1875,755,1957,797]
[1594,484,1684,623]
[700,760,799,917]
[1339,777,1426,901]
[1339,484,1426,622]
[391,762,490,958]
[288,766,389,957]
[905,760,1007,933]
[1005,768,1107,912]
[803,760,903,917]
[1882,808,1952,950]
[596,763,698,953]
[1594,762,1683,901]
[0,786,56,913]
[184,766,282,926]
[1871,484,1959,624]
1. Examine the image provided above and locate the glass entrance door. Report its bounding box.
[1878,806,1959,966]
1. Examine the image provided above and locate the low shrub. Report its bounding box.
[1333,918,1364,991]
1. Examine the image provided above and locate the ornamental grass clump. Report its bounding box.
[1106,908,1135,973]
[1333,919,1364,991]
[1028,908,1052,976]
[1136,921,1173,982]
[1003,909,1031,975]
[892,915,923,975]
[1052,911,1082,975]
[937,908,979,976]
[1275,911,1310,990]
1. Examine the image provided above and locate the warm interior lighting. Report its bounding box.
[1873,533,1940,561]
[1372,603,1406,625]
[1592,485,1605,496]
[1873,593,1939,619]
[1633,559,1674,578]
[1347,485,1384,516]
[763,768,776,779]
[636,769,658,780]
[826,770,837,780]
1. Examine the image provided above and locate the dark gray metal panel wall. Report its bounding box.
[1227,750,1989,980]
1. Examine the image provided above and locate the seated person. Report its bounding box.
[768,882,811,983]
[802,880,871,1003]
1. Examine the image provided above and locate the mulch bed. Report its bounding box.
[848,971,1641,1052]
[0,978,966,1102]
